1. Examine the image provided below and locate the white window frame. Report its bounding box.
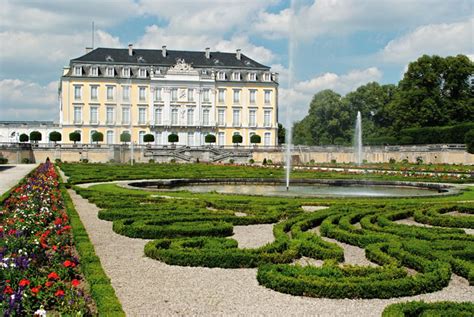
[139,86,147,102]
[138,68,146,78]
[264,132,271,146]
[74,85,82,101]
[232,72,240,81]
[249,109,257,127]
[74,66,82,76]
[106,106,115,125]
[218,132,225,146]
[218,109,225,126]
[122,86,130,102]
[154,107,162,125]
[154,88,163,102]
[90,106,99,125]
[248,72,256,81]
[233,89,241,104]
[171,88,178,101]
[218,89,226,103]
[90,85,98,101]
[232,109,241,127]
[138,107,147,124]
[264,109,271,127]
[202,89,210,102]
[263,72,271,81]
[106,67,114,77]
[188,88,194,102]
[106,131,114,144]
[122,67,130,78]
[249,90,256,104]
[73,106,82,124]
[90,66,98,77]
[138,131,145,144]
[202,108,210,126]
[217,72,225,80]
[264,90,271,104]
[121,107,130,125]
[187,132,194,146]
[187,108,194,125]
[106,86,115,101]
[171,108,178,125]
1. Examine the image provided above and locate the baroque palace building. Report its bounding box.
[60,45,279,146]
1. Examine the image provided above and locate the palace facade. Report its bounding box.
[60,45,279,146]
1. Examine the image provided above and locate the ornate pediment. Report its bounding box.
[169,58,195,72]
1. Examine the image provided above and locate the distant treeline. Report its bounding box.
[292,54,474,146]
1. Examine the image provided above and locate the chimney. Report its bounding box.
[205,47,210,59]
[236,49,241,60]
[128,44,133,56]
[162,45,167,57]
[85,47,93,53]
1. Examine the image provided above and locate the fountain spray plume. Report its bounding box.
[354,111,363,165]
[285,0,297,191]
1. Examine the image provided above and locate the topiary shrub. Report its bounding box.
[250,134,261,145]
[249,159,255,164]
[232,134,243,146]
[30,131,42,143]
[0,157,8,164]
[19,133,29,142]
[120,132,131,143]
[168,133,179,144]
[21,158,30,164]
[91,131,104,144]
[49,131,62,144]
[465,129,474,154]
[69,132,81,144]
[205,134,216,145]
[144,134,155,144]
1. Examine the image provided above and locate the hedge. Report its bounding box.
[400,122,474,145]
[382,301,474,317]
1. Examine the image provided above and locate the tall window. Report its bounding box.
[248,73,256,81]
[249,109,256,127]
[233,89,241,104]
[138,68,146,78]
[90,107,98,124]
[73,106,82,124]
[171,108,178,125]
[263,72,271,81]
[171,88,178,101]
[139,87,146,101]
[187,108,194,125]
[122,86,130,101]
[188,89,194,101]
[138,107,146,124]
[106,86,114,101]
[264,132,271,146]
[90,67,98,76]
[217,72,225,80]
[106,107,115,124]
[74,66,82,76]
[233,109,240,126]
[90,86,98,101]
[154,88,162,101]
[187,132,194,146]
[90,130,97,144]
[218,132,225,145]
[264,110,271,127]
[218,89,225,103]
[202,89,210,102]
[74,86,82,100]
[138,131,145,144]
[249,90,256,104]
[232,72,240,81]
[106,67,114,77]
[202,109,210,126]
[122,107,130,125]
[122,68,130,77]
[218,109,225,126]
[155,132,162,145]
[264,90,271,104]
[154,107,162,125]
[107,131,114,144]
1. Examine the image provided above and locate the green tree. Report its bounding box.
[143,134,155,143]
[277,123,286,144]
[120,132,131,143]
[168,133,179,144]
[49,131,62,144]
[91,131,103,144]
[292,117,313,145]
[250,134,261,144]
[232,134,243,145]
[69,132,81,144]
[465,130,474,154]
[205,134,216,144]
[30,131,42,143]
[19,133,29,142]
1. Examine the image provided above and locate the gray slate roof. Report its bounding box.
[71,48,270,70]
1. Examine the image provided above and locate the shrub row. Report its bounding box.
[382,301,474,317]
[400,122,474,145]
[413,205,474,229]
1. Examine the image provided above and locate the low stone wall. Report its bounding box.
[0,144,472,165]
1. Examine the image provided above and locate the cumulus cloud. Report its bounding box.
[380,18,474,64]
[0,80,59,120]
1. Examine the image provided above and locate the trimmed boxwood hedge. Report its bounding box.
[382,301,474,317]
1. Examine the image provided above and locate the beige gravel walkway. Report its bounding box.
[68,187,474,317]
[0,164,38,196]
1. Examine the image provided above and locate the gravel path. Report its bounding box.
[0,164,38,195]
[68,186,474,316]
[231,224,274,249]
[395,217,474,235]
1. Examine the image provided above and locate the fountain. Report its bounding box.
[354,111,363,165]
[285,0,297,191]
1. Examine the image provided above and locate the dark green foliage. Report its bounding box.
[91,131,103,143]
[0,157,7,164]
[250,134,261,144]
[277,123,286,144]
[19,133,29,142]
[465,129,474,154]
[400,123,474,144]
[143,133,154,143]
[69,132,81,143]
[205,134,216,144]
[168,133,179,143]
[382,301,474,317]
[30,131,42,142]
[120,132,131,143]
[49,131,62,143]
[232,134,243,144]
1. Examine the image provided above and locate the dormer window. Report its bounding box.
[248,73,256,81]
[122,67,130,78]
[217,72,226,80]
[74,66,82,76]
[232,72,240,81]
[90,67,98,77]
[263,72,271,81]
[138,68,146,78]
[106,67,114,77]
[202,70,208,75]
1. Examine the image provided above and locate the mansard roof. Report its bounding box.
[71,48,270,70]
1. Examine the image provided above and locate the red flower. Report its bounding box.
[52,245,58,251]
[62,225,72,231]
[63,260,76,268]
[19,279,30,287]
[55,289,65,297]
[45,281,54,287]
[54,218,62,225]
[3,286,13,294]
[31,286,41,294]
[8,229,16,235]
[71,279,80,287]
[48,272,60,280]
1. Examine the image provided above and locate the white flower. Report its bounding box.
[34,306,47,317]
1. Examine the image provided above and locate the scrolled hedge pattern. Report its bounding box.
[382,301,474,317]
[70,179,473,302]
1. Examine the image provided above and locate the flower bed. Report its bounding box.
[0,162,91,315]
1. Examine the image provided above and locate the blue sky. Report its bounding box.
[0,0,472,122]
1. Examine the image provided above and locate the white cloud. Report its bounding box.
[380,18,474,64]
[0,80,59,120]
